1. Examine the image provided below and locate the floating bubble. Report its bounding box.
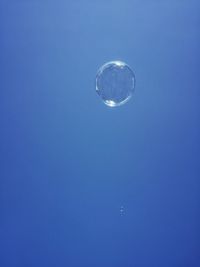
[120,205,125,216]
[95,61,135,107]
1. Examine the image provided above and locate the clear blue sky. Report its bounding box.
[0,0,199,266]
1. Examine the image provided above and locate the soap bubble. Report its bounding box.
[95,61,135,107]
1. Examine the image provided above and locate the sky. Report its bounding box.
[0,0,199,266]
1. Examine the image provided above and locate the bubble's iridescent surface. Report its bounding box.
[96,61,135,107]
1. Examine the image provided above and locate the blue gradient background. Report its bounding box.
[0,0,199,266]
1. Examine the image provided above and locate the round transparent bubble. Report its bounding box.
[96,61,135,107]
